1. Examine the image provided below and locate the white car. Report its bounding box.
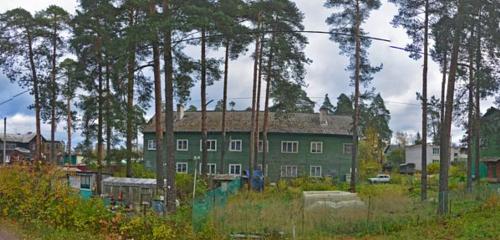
[368,174,391,184]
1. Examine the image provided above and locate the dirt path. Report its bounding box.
[0,222,21,240]
[0,229,19,240]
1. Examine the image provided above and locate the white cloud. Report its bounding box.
[2,113,75,143]
[0,0,77,14]
[2,0,495,146]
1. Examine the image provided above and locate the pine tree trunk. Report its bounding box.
[200,28,208,177]
[67,97,72,164]
[262,32,275,192]
[105,63,112,165]
[254,33,264,171]
[96,37,104,195]
[466,45,474,193]
[351,0,361,193]
[50,24,57,165]
[249,21,261,189]
[440,51,447,133]
[163,0,176,213]
[420,0,429,201]
[473,11,481,185]
[126,9,136,177]
[438,0,464,215]
[26,30,42,164]
[220,42,230,174]
[149,0,164,188]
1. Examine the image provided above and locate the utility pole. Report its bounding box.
[3,117,6,165]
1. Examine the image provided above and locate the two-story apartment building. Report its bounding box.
[476,107,500,183]
[143,108,353,182]
[405,144,464,171]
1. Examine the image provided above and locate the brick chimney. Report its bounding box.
[319,107,328,126]
[177,104,185,120]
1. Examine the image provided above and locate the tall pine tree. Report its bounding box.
[325,0,382,192]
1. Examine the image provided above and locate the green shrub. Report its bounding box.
[176,173,208,203]
[0,165,197,239]
[427,162,440,175]
[289,176,336,191]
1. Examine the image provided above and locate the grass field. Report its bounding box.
[1,165,498,239]
[207,179,499,240]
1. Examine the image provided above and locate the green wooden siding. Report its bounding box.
[143,132,352,182]
[472,111,500,178]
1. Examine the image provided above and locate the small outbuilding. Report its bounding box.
[101,177,160,209]
[482,157,500,183]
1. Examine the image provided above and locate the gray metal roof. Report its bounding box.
[102,177,157,187]
[14,147,31,154]
[143,111,353,136]
[0,132,37,143]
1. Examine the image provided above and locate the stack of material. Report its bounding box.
[303,191,365,210]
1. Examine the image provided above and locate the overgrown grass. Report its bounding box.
[1,166,497,239]
[207,176,499,239]
[0,165,207,240]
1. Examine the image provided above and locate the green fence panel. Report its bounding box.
[192,178,241,231]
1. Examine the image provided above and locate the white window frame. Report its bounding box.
[258,140,269,152]
[310,141,323,154]
[200,139,217,152]
[229,164,242,176]
[343,143,353,155]
[280,165,298,178]
[257,164,268,176]
[432,147,440,155]
[281,141,299,153]
[147,139,156,150]
[176,162,188,173]
[229,139,243,152]
[198,163,217,175]
[310,165,322,177]
[176,139,189,151]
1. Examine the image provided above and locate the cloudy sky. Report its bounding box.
[0,0,495,146]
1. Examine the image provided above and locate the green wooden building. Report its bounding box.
[142,108,353,182]
[474,107,500,182]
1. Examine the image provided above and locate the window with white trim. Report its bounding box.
[280,165,298,177]
[343,143,353,155]
[310,141,323,153]
[257,164,268,176]
[176,162,188,173]
[229,164,242,175]
[310,165,322,177]
[198,163,217,175]
[258,140,269,152]
[432,147,440,155]
[200,139,217,151]
[147,139,156,150]
[176,139,189,151]
[229,139,242,152]
[281,141,299,153]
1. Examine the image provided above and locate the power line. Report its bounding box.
[0,90,29,106]
[174,29,391,45]
[189,95,420,106]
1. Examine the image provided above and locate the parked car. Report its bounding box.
[368,174,391,184]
